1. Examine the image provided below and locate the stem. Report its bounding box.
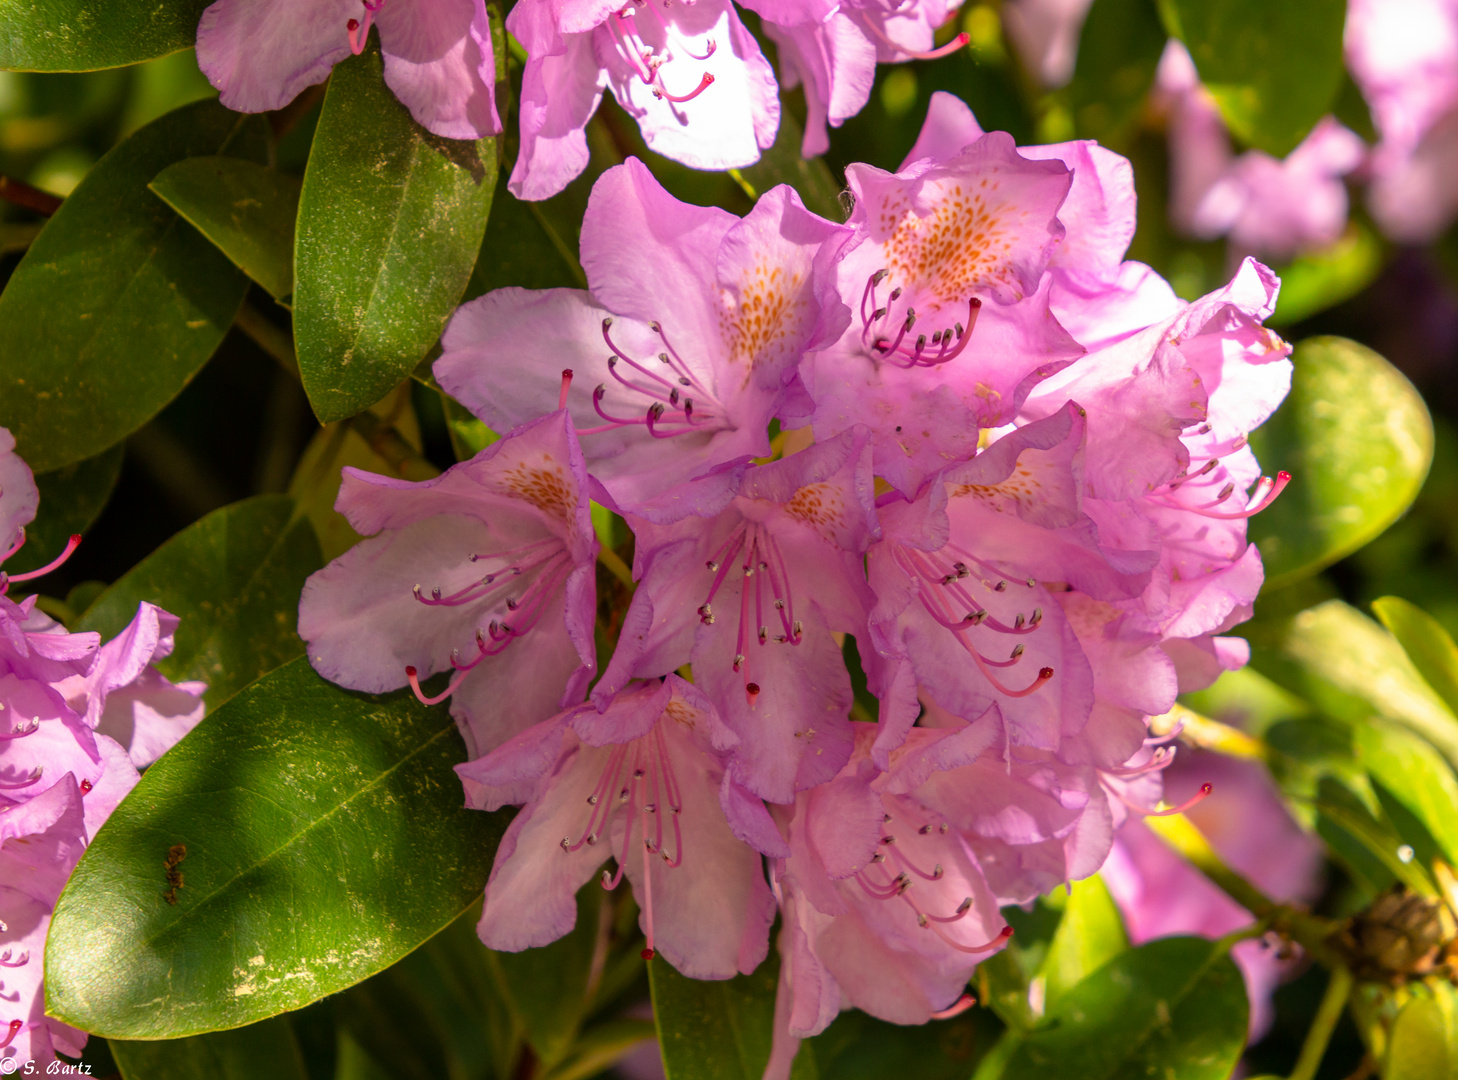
[1151,702,1267,760]
[0,174,62,216]
[235,302,301,381]
[597,546,635,590]
[1289,966,1353,1080]
[1144,813,1340,964]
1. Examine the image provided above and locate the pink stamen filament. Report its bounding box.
[1,1019,21,1048]
[860,268,981,367]
[0,767,42,790]
[602,319,677,392]
[930,994,976,1020]
[1104,746,1177,778]
[863,17,971,60]
[1113,781,1213,818]
[1,529,24,562]
[607,8,716,104]
[0,950,27,967]
[0,721,38,741]
[3,533,81,586]
[559,369,574,410]
[346,0,386,54]
[1155,471,1290,520]
[412,541,563,608]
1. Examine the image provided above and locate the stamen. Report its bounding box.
[3,533,81,584]
[653,71,715,102]
[1115,781,1213,817]
[559,369,574,410]
[1190,472,1290,520]
[0,721,38,740]
[0,950,27,967]
[929,994,976,1020]
[0,767,42,790]
[1,1019,21,1048]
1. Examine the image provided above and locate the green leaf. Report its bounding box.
[733,111,844,222]
[1269,222,1384,327]
[999,936,1248,1080]
[0,0,209,71]
[45,656,508,1038]
[1388,983,1458,1080]
[1249,600,1458,770]
[0,100,267,472]
[150,156,302,304]
[112,1016,308,1080]
[541,1019,659,1080]
[1374,596,1458,721]
[807,1004,999,1080]
[1159,0,1346,156]
[490,885,605,1069]
[1067,0,1167,147]
[649,951,777,1080]
[77,494,323,708]
[1038,876,1129,1011]
[3,442,123,576]
[465,187,584,300]
[1355,719,1458,869]
[294,41,497,423]
[1247,337,1434,589]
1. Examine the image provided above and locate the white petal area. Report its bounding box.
[595,0,780,172]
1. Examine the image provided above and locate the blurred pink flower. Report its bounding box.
[1102,752,1324,1039]
[1158,42,1364,261]
[196,0,501,140]
[1002,0,1095,88]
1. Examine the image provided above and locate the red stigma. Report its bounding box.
[1038,667,1053,680]
[1,1018,21,1047]
[559,369,574,410]
[641,947,655,960]
[80,779,92,794]
[405,666,417,677]
[347,17,359,29]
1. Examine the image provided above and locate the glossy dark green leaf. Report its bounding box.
[1159,0,1346,156]
[4,442,123,576]
[294,41,497,423]
[999,936,1246,1080]
[1249,600,1458,769]
[1388,983,1458,1080]
[45,656,508,1038]
[0,0,208,71]
[465,187,585,300]
[806,1003,998,1080]
[1067,0,1167,147]
[649,951,777,1079]
[1374,596,1458,720]
[150,156,302,304]
[0,100,267,472]
[112,1016,308,1080]
[77,494,323,708]
[1248,337,1434,589]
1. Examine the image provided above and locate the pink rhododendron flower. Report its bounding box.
[1157,42,1364,261]
[506,0,779,200]
[595,429,878,804]
[1102,751,1324,1039]
[439,159,850,517]
[196,0,501,140]
[804,125,1085,495]
[1347,0,1458,240]
[1002,0,1095,88]
[0,430,205,1072]
[298,410,598,757]
[740,0,967,157]
[460,676,779,977]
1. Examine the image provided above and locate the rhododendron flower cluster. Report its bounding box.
[299,91,1293,1073]
[0,430,205,1072]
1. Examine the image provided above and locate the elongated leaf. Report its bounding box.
[999,936,1247,1080]
[649,952,777,1080]
[1356,719,1458,869]
[1160,0,1346,156]
[1248,337,1434,589]
[0,100,267,472]
[1388,983,1458,1080]
[78,495,323,707]
[4,443,123,576]
[1039,876,1128,1011]
[112,1016,308,1080]
[1067,0,1166,147]
[0,0,208,71]
[45,657,507,1038]
[294,41,496,423]
[151,157,301,304]
[1250,600,1458,769]
[1374,596,1458,721]
[1270,223,1384,326]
